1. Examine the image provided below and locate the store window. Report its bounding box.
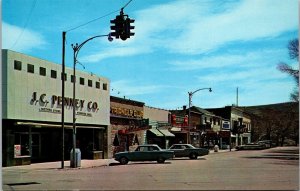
[40,67,46,76]
[14,133,30,156]
[14,60,22,70]
[27,64,34,73]
[51,70,57,79]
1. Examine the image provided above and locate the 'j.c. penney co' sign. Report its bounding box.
[31,92,99,113]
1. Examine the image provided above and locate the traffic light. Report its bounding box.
[125,17,135,38]
[110,12,135,41]
[110,15,124,39]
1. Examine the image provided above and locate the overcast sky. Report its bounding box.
[2,0,298,109]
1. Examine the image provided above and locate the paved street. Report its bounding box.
[2,146,299,190]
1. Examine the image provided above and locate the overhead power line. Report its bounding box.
[10,0,37,49]
[66,0,133,32]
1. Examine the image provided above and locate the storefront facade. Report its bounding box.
[2,49,110,166]
[144,106,174,149]
[207,106,252,148]
[110,96,150,156]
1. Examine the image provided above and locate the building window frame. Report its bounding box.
[27,64,34,73]
[51,70,57,79]
[103,83,108,90]
[96,81,100,89]
[39,67,46,76]
[14,60,22,70]
[88,79,93,87]
[80,77,85,85]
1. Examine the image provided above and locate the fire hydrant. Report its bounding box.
[214,145,219,152]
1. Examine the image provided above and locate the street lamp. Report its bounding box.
[188,88,212,144]
[70,33,113,168]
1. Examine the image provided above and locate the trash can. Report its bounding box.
[70,148,81,167]
[214,145,219,152]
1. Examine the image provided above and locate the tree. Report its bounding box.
[277,38,299,102]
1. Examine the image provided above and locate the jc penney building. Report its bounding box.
[2,49,111,166]
[2,49,172,167]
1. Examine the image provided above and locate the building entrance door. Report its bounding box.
[31,133,41,160]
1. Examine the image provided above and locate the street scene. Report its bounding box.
[2,147,299,190]
[2,0,299,190]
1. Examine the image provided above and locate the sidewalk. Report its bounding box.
[3,149,234,171]
[2,159,117,171]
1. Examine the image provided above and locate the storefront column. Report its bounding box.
[29,126,32,157]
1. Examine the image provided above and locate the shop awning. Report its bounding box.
[159,129,175,137]
[148,129,164,137]
[170,127,182,132]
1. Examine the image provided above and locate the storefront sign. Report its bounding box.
[31,92,99,116]
[110,106,143,118]
[222,121,230,130]
[14,145,21,157]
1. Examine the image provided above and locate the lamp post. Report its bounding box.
[188,88,212,144]
[70,33,113,168]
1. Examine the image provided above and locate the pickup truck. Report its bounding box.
[168,144,209,159]
[114,144,174,165]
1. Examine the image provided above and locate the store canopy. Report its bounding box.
[170,127,182,132]
[159,129,175,137]
[148,129,164,137]
[15,122,105,129]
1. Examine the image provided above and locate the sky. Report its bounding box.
[2,0,299,110]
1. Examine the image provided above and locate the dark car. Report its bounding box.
[168,144,209,159]
[114,144,174,165]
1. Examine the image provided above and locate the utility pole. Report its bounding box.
[236,87,239,106]
[61,31,66,169]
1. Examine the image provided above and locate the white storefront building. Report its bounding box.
[2,49,111,166]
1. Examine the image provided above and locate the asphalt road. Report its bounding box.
[2,146,299,190]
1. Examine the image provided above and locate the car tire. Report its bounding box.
[189,153,198,159]
[157,157,165,163]
[119,157,129,165]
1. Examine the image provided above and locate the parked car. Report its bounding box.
[236,140,275,151]
[235,143,266,150]
[168,144,209,159]
[114,144,174,165]
[257,140,273,148]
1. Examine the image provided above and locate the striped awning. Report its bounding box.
[159,129,175,137]
[148,129,164,136]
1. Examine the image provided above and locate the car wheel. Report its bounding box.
[119,157,128,165]
[189,153,198,159]
[157,157,165,163]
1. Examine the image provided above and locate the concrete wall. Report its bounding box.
[144,106,169,122]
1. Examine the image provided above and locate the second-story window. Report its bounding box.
[103,83,108,90]
[40,67,46,76]
[51,70,57,79]
[14,60,22,70]
[27,64,34,73]
[96,81,100,89]
[80,77,85,85]
[71,75,75,83]
[88,80,92,87]
[61,73,67,81]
